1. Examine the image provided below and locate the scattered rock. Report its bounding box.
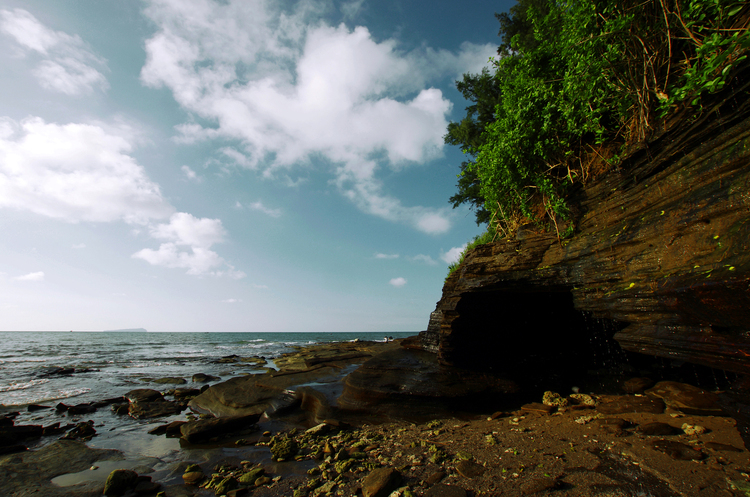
[103,469,138,496]
[179,413,260,444]
[27,404,52,412]
[125,389,164,403]
[183,470,204,485]
[681,423,708,436]
[362,467,401,497]
[455,460,485,478]
[151,377,186,384]
[148,420,186,436]
[570,393,597,406]
[542,391,568,407]
[425,471,446,485]
[192,373,220,383]
[128,400,184,419]
[60,421,96,441]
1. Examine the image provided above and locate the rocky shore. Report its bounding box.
[2,336,749,496]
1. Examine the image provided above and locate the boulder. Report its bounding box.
[60,421,96,441]
[125,389,163,403]
[179,413,260,444]
[188,375,278,418]
[128,400,184,419]
[151,377,186,384]
[362,467,401,497]
[103,469,138,496]
[192,373,220,383]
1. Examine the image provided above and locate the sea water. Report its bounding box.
[0,331,414,408]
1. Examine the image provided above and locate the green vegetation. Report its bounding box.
[445,0,749,275]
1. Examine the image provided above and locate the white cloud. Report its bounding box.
[132,212,243,277]
[0,116,242,279]
[15,271,44,282]
[181,165,200,181]
[71,243,86,249]
[410,254,437,265]
[139,0,483,234]
[222,298,241,303]
[389,277,407,287]
[0,9,108,95]
[375,253,399,260]
[0,116,173,224]
[441,244,467,265]
[249,200,282,218]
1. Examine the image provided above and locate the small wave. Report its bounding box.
[0,378,50,392]
[0,387,91,406]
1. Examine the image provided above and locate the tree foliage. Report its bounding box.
[446,0,750,238]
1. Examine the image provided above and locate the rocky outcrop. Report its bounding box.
[427,88,750,378]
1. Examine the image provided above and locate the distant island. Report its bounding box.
[102,328,147,333]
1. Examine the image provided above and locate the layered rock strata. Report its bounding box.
[428,87,750,376]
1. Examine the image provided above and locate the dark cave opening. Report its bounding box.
[442,287,737,396]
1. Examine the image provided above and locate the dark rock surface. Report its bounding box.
[339,348,519,416]
[179,413,261,444]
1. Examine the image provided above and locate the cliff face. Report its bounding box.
[428,84,750,377]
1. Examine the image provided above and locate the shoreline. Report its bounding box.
[2,337,749,496]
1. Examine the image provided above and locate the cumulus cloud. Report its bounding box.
[389,277,407,287]
[0,9,108,95]
[139,0,491,234]
[0,115,243,278]
[249,200,282,218]
[375,253,399,260]
[441,244,467,265]
[15,271,44,282]
[0,116,173,224]
[133,212,245,278]
[222,298,242,303]
[71,243,86,249]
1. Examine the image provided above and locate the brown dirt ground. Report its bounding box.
[248,399,750,497]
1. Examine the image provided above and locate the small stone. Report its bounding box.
[570,393,597,406]
[455,460,485,478]
[103,469,138,496]
[254,475,272,486]
[362,467,401,497]
[542,391,568,407]
[182,471,204,485]
[681,423,707,436]
[425,471,446,485]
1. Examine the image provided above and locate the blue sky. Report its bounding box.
[0,0,513,332]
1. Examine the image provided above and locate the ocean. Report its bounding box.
[0,331,415,409]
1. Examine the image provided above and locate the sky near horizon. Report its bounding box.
[0,0,514,332]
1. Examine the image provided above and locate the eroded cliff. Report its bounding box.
[427,76,750,378]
